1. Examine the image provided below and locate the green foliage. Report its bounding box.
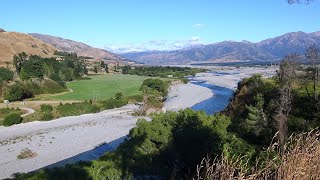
[3,113,22,126]
[223,134,256,165]
[226,75,278,146]
[41,112,54,121]
[245,93,267,136]
[23,79,66,95]
[56,102,100,117]
[15,53,87,82]
[146,96,163,108]
[115,92,123,100]
[4,84,33,101]
[19,57,45,80]
[41,104,53,113]
[122,66,131,74]
[129,66,205,79]
[99,109,235,177]
[13,52,28,73]
[0,67,14,81]
[88,160,131,180]
[101,98,128,109]
[127,95,144,102]
[141,78,169,97]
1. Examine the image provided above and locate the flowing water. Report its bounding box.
[190,78,234,115]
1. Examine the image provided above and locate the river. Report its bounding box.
[191,81,234,115]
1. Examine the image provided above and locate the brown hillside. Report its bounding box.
[0,31,58,67]
[29,33,123,61]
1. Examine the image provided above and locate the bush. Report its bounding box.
[41,104,53,113]
[0,67,14,81]
[3,113,22,126]
[127,95,144,102]
[115,92,124,100]
[4,84,33,101]
[17,148,37,159]
[102,98,128,109]
[41,112,54,121]
[56,102,100,117]
[140,78,169,96]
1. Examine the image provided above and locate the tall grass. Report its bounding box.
[194,129,320,180]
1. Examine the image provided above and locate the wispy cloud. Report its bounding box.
[104,37,203,53]
[192,23,206,28]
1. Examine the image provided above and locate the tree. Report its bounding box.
[13,55,22,73]
[276,54,298,149]
[4,84,33,101]
[93,66,98,73]
[0,67,14,81]
[100,61,105,68]
[305,45,320,101]
[19,58,45,80]
[245,93,267,136]
[105,64,109,73]
[115,92,123,100]
[122,66,131,74]
[3,113,22,126]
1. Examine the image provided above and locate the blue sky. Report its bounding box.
[1,0,320,53]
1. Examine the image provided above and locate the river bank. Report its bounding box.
[164,82,213,112]
[0,104,144,179]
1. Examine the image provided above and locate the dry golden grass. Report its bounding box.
[0,31,58,67]
[194,130,320,180]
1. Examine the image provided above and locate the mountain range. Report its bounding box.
[1,29,319,66]
[29,33,123,61]
[121,31,320,65]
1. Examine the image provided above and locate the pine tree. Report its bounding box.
[245,93,267,136]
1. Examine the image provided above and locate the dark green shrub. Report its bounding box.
[140,78,169,96]
[115,92,123,100]
[56,102,100,117]
[3,113,22,126]
[4,84,33,101]
[102,98,128,109]
[41,112,54,121]
[41,104,53,113]
[0,67,14,81]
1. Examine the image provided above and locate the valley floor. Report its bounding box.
[0,66,277,179]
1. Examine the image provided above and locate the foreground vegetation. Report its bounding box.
[0,108,22,126]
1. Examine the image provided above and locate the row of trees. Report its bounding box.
[13,52,88,82]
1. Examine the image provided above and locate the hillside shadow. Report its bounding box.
[45,136,127,169]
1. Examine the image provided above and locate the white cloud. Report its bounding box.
[191,36,200,41]
[192,23,206,28]
[104,37,203,53]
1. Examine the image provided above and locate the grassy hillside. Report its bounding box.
[0,31,57,67]
[50,74,151,101]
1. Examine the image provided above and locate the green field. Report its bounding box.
[50,74,150,101]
